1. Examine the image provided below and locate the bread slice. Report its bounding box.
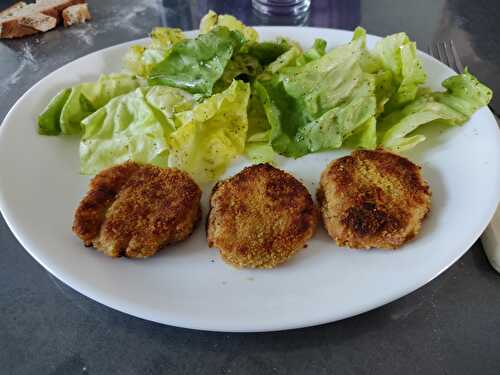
[0,0,86,38]
[19,12,56,31]
[0,1,37,37]
[0,2,27,17]
[62,3,90,27]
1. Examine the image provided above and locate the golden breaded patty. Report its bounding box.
[73,161,201,258]
[207,164,318,268]
[317,149,431,249]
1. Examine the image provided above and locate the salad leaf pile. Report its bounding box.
[38,11,492,183]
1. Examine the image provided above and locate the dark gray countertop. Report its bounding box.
[1,1,499,374]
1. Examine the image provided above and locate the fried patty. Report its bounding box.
[207,164,318,268]
[73,162,202,258]
[317,150,431,249]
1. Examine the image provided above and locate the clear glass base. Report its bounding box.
[252,0,311,16]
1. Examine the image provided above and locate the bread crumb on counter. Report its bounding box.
[62,3,90,27]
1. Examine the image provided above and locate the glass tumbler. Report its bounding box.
[252,0,311,17]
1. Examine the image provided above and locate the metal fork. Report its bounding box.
[429,40,500,273]
[427,40,464,74]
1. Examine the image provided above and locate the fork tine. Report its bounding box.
[450,40,465,74]
[437,41,449,66]
[443,41,458,72]
[429,43,439,60]
[431,43,441,61]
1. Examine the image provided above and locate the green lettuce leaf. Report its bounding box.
[351,27,383,73]
[39,18,494,178]
[380,70,492,151]
[245,142,276,163]
[213,39,294,93]
[373,32,426,109]
[214,53,263,92]
[295,73,376,152]
[200,10,259,43]
[80,86,194,174]
[261,44,302,76]
[37,88,71,135]
[280,38,365,117]
[344,117,377,149]
[168,80,250,183]
[434,68,493,117]
[247,84,271,138]
[256,79,309,157]
[295,38,327,66]
[255,36,378,157]
[148,26,245,96]
[245,83,276,163]
[351,27,395,113]
[38,74,141,135]
[373,70,395,114]
[145,86,195,125]
[246,38,292,66]
[124,27,185,77]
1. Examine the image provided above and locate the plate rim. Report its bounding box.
[1,26,499,332]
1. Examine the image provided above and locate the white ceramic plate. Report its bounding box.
[1,27,499,332]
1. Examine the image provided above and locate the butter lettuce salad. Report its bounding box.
[37,11,492,183]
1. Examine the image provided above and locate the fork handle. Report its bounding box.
[481,114,500,273]
[482,205,500,273]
